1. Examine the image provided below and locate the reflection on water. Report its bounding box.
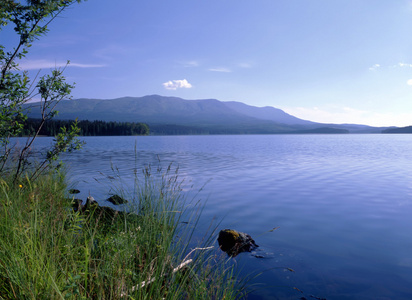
[21,134,412,299]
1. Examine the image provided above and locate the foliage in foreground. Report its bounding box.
[1,0,84,181]
[0,168,243,299]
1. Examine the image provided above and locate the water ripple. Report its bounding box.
[22,134,412,300]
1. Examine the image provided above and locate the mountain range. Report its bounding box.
[25,95,389,134]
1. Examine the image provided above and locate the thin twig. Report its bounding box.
[120,246,214,297]
[182,246,214,262]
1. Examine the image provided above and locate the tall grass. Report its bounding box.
[0,166,244,299]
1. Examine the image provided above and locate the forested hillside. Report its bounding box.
[22,119,150,136]
[24,96,387,134]
[382,126,412,133]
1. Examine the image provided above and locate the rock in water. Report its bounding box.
[217,229,259,257]
[106,194,128,205]
[85,195,97,209]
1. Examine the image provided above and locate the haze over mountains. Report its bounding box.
[26,95,389,134]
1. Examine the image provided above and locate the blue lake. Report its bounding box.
[24,134,412,299]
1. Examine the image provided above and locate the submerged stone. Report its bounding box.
[217,229,259,257]
[106,194,128,205]
[69,195,140,226]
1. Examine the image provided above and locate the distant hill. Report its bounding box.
[24,95,387,134]
[287,127,349,134]
[382,126,412,133]
[223,101,315,126]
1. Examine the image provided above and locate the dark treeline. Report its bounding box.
[149,124,263,135]
[149,124,211,135]
[149,124,286,135]
[382,126,412,134]
[22,119,150,136]
[149,124,351,135]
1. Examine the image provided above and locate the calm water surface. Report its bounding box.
[26,134,412,299]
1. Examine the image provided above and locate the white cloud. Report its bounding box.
[282,105,412,127]
[208,67,231,73]
[162,79,192,90]
[398,62,412,68]
[388,62,412,69]
[17,59,105,70]
[181,60,199,67]
[370,62,412,70]
[407,79,412,86]
[369,64,380,71]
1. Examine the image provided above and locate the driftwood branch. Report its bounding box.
[120,246,214,297]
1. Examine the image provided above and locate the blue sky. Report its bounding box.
[3,0,412,127]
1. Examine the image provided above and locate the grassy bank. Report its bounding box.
[0,168,243,299]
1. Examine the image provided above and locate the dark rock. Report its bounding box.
[217,229,259,257]
[69,195,140,230]
[85,196,140,224]
[106,194,128,205]
[84,195,98,210]
[82,196,120,222]
[68,189,81,194]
